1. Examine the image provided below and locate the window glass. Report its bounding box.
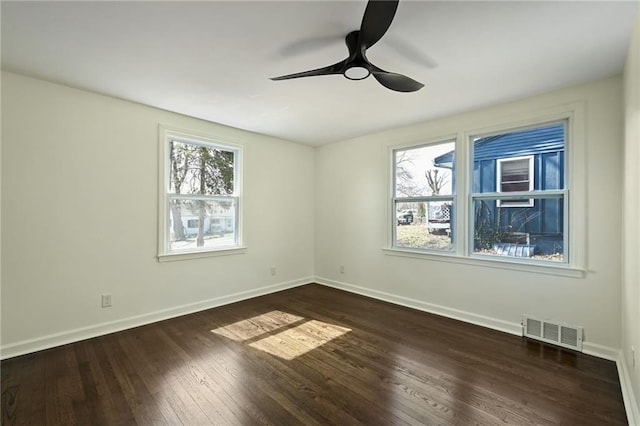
[395,143,454,197]
[160,129,241,257]
[169,141,235,196]
[472,122,566,262]
[169,198,237,251]
[393,141,455,252]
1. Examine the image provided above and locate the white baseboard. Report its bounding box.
[617,351,640,426]
[314,276,523,337]
[583,342,620,362]
[0,277,313,360]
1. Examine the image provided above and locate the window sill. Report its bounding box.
[382,247,585,278]
[158,246,247,263]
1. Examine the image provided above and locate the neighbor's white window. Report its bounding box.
[392,140,456,252]
[496,156,534,207]
[159,127,242,259]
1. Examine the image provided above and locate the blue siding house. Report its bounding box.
[434,123,565,257]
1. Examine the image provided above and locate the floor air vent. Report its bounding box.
[523,316,583,351]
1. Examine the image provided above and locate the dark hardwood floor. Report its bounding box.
[1,284,627,425]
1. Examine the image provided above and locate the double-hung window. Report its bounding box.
[391,120,570,266]
[158,127,242,259]
[471,122,566,262]
[392,139,456,252]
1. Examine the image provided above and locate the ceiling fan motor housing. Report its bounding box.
[344,66,371,80]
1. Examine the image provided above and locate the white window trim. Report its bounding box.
[157,125,245,262]
[496,155,534,207]
[385,102,587,277]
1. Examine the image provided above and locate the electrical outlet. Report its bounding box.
[101,293,112,308]
[270,267,277,276]
[340,265,345,274]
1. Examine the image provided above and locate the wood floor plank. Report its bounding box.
[1,284,628,425]
[181,313,338,425]
[1,351,23,425]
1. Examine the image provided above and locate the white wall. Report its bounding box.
[622,12,640,422]
[315,76,624,355]
[1,72,315,357]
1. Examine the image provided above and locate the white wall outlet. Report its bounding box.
[340,265,345,274]
[101,293,112,308]
[270,266,277,276]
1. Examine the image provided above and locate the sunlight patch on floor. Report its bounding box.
[211,311,351,360]
[211,310,303,342]
[249,320,351,360]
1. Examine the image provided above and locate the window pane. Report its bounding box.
[169,198,237,252]
[395,141,455,197]
[474,123,565,194]
[395,201,454,251]
[472,197,564,262]
[169,141,235,195]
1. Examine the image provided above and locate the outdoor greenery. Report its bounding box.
[169,141,234,247]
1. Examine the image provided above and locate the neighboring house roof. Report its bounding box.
[433,124,565,168]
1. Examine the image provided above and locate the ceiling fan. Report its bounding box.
[270,0,424,93]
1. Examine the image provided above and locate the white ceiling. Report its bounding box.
[2,1,638,146]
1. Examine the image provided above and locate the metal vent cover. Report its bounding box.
[543,322,559,341]
[526,317,542,337]
[523,316,583,351]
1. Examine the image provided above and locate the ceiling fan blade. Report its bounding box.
[371,67,424,92]
[359,0,399,49]
[270,59,347,81]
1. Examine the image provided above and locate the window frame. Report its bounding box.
[157,125,245,262]
[385,103,586,277]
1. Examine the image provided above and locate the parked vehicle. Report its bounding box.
[397,210,414,225]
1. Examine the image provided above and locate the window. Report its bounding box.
[496,156,534,207]
[159,127,242,259]
[472,122,566,262]
[390,120,570,266]
[392,140,455,252]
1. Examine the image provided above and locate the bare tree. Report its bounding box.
[396,151,426,197]
[425,169,447,195]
